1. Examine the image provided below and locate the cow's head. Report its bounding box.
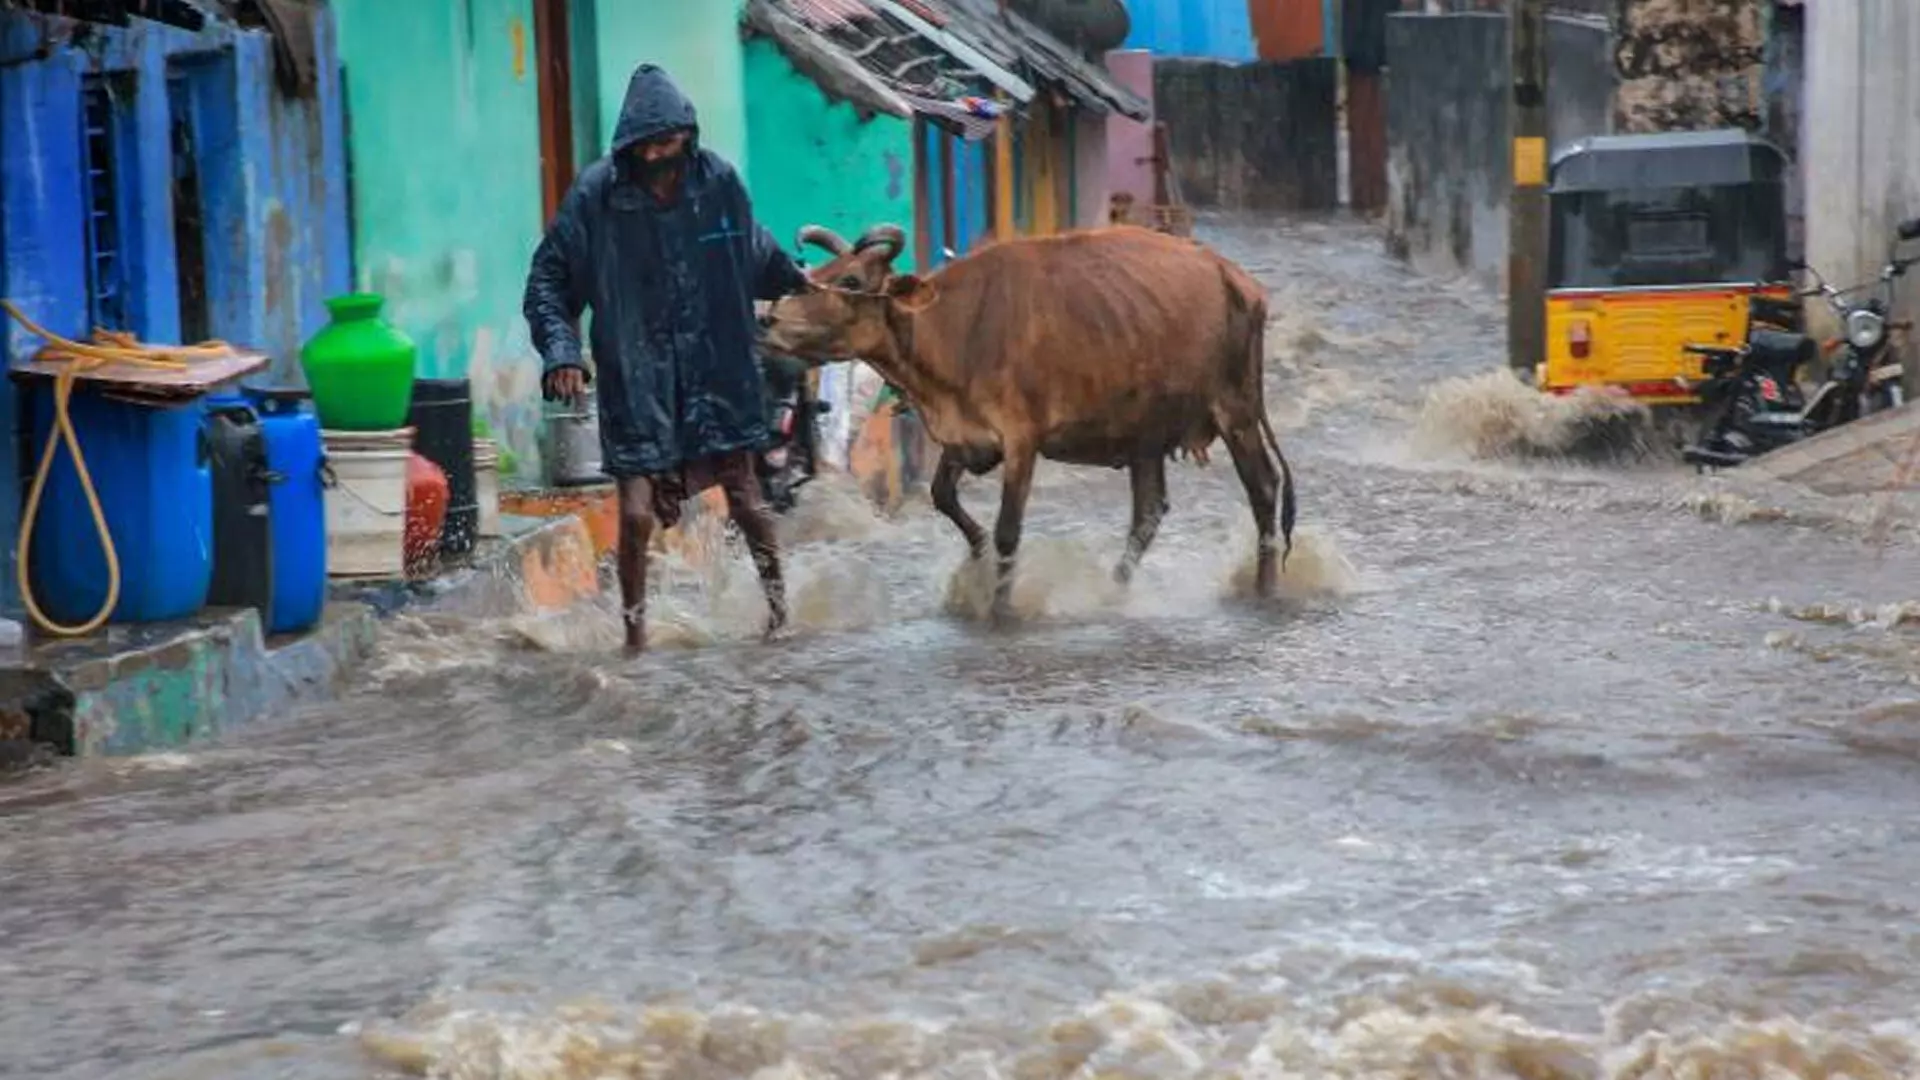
[795,223,907,292]
[762,273,937,362]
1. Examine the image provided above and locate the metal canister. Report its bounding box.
[544,392,607,487]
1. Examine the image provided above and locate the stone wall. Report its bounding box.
[1612,0,1766,133]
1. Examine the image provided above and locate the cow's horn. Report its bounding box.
[797,225,851,255]
[854,224,906,260]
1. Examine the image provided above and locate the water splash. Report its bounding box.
[940,536,1128,623]
[1410,369,1657,464]
[1222,525,1361,601]
[357,985,1920,1080]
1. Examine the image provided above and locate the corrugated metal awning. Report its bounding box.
[747,0,1149,136]
[934,0,1150,120]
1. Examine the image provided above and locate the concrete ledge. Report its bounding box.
[391,513,606,619]
[325,510,608,619]
[2,507,611,760]
[1743,401,1920,497]
[3,602,377,759]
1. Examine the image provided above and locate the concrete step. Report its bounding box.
[1741,400,1920,498]
[0,512,606,762]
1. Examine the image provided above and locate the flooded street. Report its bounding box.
[9,215,1920,1079]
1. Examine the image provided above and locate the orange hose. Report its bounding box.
[3,300,229,637]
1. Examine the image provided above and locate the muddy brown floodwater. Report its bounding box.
[8,215,1920,1080]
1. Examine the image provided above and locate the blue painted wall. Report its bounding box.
[1123,0,1257,60]
[919,126,992,266]
[0,11,351,618]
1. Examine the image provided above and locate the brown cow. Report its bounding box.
[761,225,1298,621]
[757,222,904,398]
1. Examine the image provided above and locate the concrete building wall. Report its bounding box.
[1155,56,1342,211]
[1764,2,1805,258]
[740,38,914,266]
[1802,0,1920,384]
[0,13,349,372]
[1104,50,1158,212]
[1073,108,1112,229]
[333,0,547,474]
[1383,12,1613,281]
[591,0,750,179]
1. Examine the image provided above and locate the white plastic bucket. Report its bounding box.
[322,427,412,578]
[473,438,503,539]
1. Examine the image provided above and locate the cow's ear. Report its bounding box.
[884,274,937,310]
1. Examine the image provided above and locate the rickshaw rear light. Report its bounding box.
[1568,320,1592,359]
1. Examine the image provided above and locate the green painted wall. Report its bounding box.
[333,0,547,473]
[741,39,916,268]
[591,0,750,178]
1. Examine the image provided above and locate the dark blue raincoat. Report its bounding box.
[523,65,809,478]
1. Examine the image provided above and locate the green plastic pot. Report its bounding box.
[299,293,417,431]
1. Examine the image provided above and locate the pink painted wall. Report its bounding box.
[1075,110,1111,228]
[1104,49,1156,215]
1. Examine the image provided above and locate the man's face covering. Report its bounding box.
[631,130,691,186]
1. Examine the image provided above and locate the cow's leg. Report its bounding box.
[931,447,989,558]
[1220,416,1281,597]
[991,446,1038,624]
[1114,454,1169,585]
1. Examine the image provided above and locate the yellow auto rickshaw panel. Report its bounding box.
[1542,289,1750,397]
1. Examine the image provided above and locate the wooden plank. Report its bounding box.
[9,349,270,403]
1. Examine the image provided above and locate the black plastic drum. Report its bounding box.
[408,378,478,558]
[204,397,276,621]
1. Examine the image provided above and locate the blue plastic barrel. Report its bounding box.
[26,386,213,626]
[245,388,328,635]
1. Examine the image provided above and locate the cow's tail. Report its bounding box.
[1258,409,1296,570]
[1231,268,1296,570]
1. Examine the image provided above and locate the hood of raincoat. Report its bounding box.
[521,64,813,480]
[611,64,699,157]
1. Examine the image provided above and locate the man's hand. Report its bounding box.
[544,367,587,404]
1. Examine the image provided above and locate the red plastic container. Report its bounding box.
[404,452,449,577]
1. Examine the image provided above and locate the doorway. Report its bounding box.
[533,0,576,223]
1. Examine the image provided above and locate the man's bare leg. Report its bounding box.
[615,476,658,655]
[720,470,789,640]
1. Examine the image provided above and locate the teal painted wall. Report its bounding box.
[333,0,546,474]
[591,0,750,178]
[741,39,916,269]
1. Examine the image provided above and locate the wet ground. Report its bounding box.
[7,215,1920,1080]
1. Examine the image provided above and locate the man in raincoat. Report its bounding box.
[524,64,811,654]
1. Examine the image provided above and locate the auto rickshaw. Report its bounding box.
[1535,128,1797,407]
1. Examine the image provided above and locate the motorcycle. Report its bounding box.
[756,351,829,514]
[1681,216,1920,470]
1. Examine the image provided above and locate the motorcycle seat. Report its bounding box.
[1746,328,1816,373]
